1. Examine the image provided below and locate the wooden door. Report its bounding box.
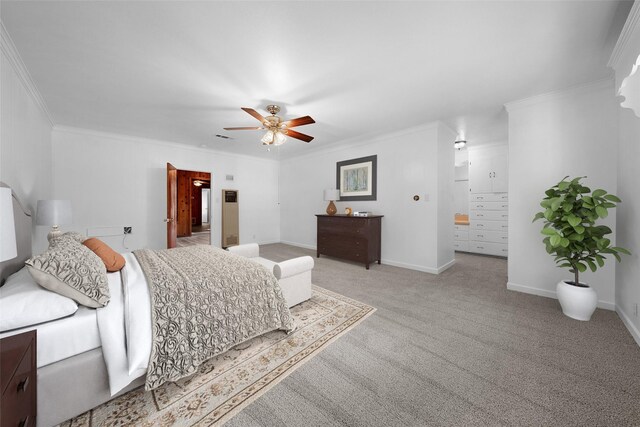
[166,163,177,248]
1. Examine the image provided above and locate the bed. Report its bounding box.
[0,184,293,427]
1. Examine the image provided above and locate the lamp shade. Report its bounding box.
[36,200,72,226]
[0,187,17,262]
[324,189,340,201]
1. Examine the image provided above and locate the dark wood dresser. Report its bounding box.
[316,214,383,269]
[1,330,37,427]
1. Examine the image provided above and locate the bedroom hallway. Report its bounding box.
[224,244,640,426]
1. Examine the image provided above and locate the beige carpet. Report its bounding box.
[61,286,374,426]
[222,244,640,427]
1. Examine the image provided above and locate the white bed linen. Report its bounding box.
[0,306,100,368]
[97,253,152,396]
[122,253,152,374]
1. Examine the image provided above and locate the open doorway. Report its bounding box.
[166,163,212,248]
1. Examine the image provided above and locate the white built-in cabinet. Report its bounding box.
[469,145,508,193]
[463,145,509,257]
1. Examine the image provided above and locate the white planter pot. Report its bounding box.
[556,280,598,321]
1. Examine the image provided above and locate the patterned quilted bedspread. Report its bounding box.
[134,245,294,390]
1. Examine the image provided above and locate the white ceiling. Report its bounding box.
[1,1,628,158]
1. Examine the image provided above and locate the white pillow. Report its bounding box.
[0,267,79,332]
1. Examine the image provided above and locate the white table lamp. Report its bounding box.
[324,189,340,216]
[0,187,17,262]
[36,199,72,242]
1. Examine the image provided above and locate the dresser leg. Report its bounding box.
[366,263,370,270]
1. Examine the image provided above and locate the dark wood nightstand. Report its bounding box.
[1,330,37,427]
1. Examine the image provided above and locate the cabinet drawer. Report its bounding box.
[470,210,509,221]
[454,224,469,231]
[470,201,508,211]
[454,230,468,241]
[454,241,469,251]
[469,230,508,244]
[469,241,508,257]
[470,220,508,231]
[1,343,35,427]
[470,193,508,202]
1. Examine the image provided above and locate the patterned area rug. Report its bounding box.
[62,286,375,426]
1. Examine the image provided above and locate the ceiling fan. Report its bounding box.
[224,105,315,145]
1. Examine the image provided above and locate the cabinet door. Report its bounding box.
[468,150,493,194]
[490,146,508,193]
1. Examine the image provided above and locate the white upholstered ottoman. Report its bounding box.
[226,243,313,308]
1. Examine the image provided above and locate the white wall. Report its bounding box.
[506,80,618,309]
[0,29,54,253]
[279,122,455,274]
[51,127,281,253]
[610,2,640,344]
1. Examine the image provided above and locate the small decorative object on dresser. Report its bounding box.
[344,207,352,216]
[323,189,339,216]
[1,330,37,427]
[316,214,383,269]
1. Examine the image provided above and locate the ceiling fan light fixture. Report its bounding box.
[454,139,467,149]
[261,130,274,144]
[273,131,286,146]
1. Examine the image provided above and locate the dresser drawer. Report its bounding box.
[454,224,469,231]
[470,210,508,221]
[469,241,508,257]
[469,230,508,244]
[470,220,508,231]
[454,230,468,241]
[470,193,508,202]
[470,201,508,211]
[1,340,36,427]
[453,241,469,251]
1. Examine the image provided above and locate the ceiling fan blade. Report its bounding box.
[223,126,263,130]
[286,129,314,143]
[241,107,267,124]
[282,115,315,128]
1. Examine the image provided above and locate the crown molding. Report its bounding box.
[52,125,280,163]
[0,21,54,127]
[279,121,442,161]
[608,1,640,70]
[504,78,614,113]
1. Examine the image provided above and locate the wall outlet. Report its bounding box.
[124,227,132,235]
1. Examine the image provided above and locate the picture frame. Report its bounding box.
[336,155,377,201]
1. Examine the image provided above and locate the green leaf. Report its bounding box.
[576,262,587,273]
[551,198,563,211]
[612,247,631,255]
[558,181,570,191]
[574,225,585,234]
[595,206,608,218]
[583,196,594,205]
[579,186,591,194]
[550,235,562,247]
[595,255,605,267]
[540,200,552,208]
[567,215,580,227]
[604,194,621,203]
[544,209,554,220]
[593,189,607,198]
[613,252,622,262]
[585,259,597,272]
[560,238,570,248]
[541,228,557,236]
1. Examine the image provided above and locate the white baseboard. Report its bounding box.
[507,282,615,311]
[616,306,640,347]
[437,259,456,274]
[278,240,317,251]
[256,239,281,246]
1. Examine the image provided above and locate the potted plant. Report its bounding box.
[533,176,630,321]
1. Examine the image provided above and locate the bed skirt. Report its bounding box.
[38,348,144,427]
